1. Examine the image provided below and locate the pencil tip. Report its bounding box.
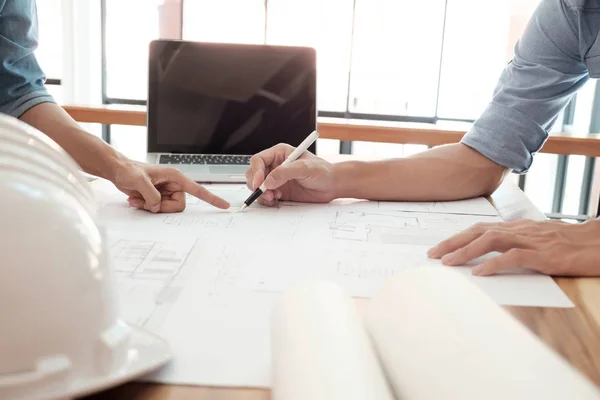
[237,204,247,213]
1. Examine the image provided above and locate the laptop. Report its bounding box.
[145,39,317,183]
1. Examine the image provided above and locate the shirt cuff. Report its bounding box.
[0,90,56,119]
[460,102,549,173]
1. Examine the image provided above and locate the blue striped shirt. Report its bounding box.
[461,0,600,173]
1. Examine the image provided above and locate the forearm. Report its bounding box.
[333,143,508,201]
[19,102,126,181]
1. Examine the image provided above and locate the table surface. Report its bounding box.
[83,176,600,400]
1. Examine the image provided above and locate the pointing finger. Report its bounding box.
[185,181,230,209]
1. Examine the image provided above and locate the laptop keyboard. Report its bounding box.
[159,154,251,165]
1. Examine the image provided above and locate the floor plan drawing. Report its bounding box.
[162,214,235,228]
[328,211,501,246]
[108,234,200,330]
[330,211,419,242]
[377,197,499,216]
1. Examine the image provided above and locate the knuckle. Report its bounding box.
[274,143,293,152]
[481,229,502,241]
[507,248,525,261]
[471,222,488,234]
[294,159,310,169]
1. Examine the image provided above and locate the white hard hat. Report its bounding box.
[0,114,171,399]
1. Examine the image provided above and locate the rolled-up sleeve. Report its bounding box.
[461,0,589,173]
[0,0,55,118]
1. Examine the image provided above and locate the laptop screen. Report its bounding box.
[147,40,317,155]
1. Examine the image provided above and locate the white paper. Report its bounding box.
[377,196,498,216]
[94,182,574,388]
[234,242,572,307]
[271,282,394,400]
[365,268,600,399]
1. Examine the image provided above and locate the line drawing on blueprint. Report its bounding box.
[329,211,419,242]
[162,214,235,228]
[328,211,492,245]
[109,237,198,330]
[397,202,446,213]
[377,197,498,216]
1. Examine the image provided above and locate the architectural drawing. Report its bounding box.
[378,197,498,216]
[329,211,420,243]
[109,236,199,330]
[162,214,235,228]
[328,211,496,245]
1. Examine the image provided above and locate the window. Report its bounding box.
[265,0,353,113]
[183,0,265,45]
[107,0,542,119]
[35,0,63,81]
[110,125,148,162]
[438,0,541,120]
[349,0,445,118]
[104,0,159,101]
[36,0,63,104]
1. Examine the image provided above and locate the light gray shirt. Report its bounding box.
[461,0,600,173]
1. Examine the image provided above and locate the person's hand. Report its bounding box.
[112,161,230,213]
[427,218,600,276]
[245,143,337,206]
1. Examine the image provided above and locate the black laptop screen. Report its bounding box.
[147,40,317,155]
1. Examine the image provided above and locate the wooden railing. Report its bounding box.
[62,104,600,157]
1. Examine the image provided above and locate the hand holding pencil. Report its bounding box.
[242,131,337,209]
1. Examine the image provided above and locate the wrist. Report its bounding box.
[91,144,130,183]
[331,161,368,199]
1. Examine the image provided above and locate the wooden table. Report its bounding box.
[62,104,600,157]
[82,175,600,399]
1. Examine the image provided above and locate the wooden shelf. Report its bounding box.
[62,104,600,157]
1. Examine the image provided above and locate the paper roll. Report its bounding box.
[365,267,600,400]
[271,281,394,400]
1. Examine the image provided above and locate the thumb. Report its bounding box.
[135,174,162,212]
[263,161,310,190]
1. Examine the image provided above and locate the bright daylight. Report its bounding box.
[4,1,600,399]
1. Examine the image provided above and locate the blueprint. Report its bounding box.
[93,181,574,388]
[377,196,498,216]
[107,231,201,331]
[328,210,500,245]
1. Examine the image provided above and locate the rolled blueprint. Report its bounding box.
[365,267,600,400]
[271,281,395,400]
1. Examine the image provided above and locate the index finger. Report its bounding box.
[154,167,231,209]
[184,180,230,209]
[427,222,503,258]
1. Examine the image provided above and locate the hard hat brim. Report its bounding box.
[39,323,172,399]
